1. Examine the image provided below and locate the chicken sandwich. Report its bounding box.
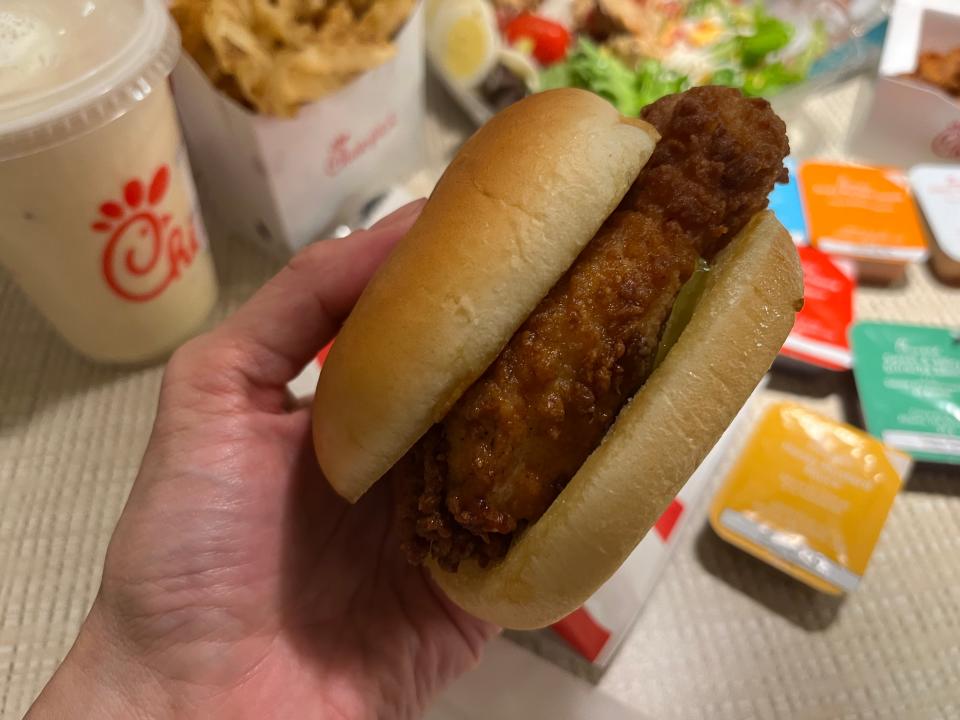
[313,86,803,629]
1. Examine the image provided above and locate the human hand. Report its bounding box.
[29,202,497,720]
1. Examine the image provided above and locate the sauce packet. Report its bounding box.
[779,246,855,371]
[909,164,960,284]
[851,322,960,465]
[768,157,808,246]
[710,403,910,595]
[800,161,928,283]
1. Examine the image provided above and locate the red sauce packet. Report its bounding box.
[780,246,855,370]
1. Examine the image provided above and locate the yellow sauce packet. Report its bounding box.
[709,403,912,595]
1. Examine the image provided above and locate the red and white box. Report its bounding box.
[171,4,425,256]
[288,341,334,404]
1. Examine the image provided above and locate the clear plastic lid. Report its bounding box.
[0,0,180,161]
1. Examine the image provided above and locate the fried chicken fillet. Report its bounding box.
[397,87,790,570]
[915,48,960,98]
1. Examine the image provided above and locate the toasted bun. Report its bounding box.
[430,211,803,628]
[314,89,659,501]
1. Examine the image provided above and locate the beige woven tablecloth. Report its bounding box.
[1,75,959,719]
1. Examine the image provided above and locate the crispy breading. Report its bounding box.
[399,88,789,570]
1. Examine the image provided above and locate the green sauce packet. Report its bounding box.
[851,322,960,466]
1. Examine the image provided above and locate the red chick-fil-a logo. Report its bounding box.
[325,112,398,177]
[932,121,960,160]
[91,165,199,303]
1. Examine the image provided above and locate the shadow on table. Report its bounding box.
[905,462,960,497]
[766,368,865,428]
[694,524,844,632]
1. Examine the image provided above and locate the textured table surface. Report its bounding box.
[2,74,959,719]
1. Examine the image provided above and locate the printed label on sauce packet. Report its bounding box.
[780,246,855,370]
[800,161,928,263]
[768,157,808,245]
[851,322,960,465]
[710,403,909,595]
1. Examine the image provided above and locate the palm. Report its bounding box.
[88,205,494,719]
[100,360,490,719]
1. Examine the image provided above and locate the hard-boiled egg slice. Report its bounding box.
[427,0,500,89]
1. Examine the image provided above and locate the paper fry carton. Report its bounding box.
[171,5,425,255]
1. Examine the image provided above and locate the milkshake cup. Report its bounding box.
[0,0,218,363]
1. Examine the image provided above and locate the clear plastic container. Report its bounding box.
[0,0,218,363]
[428,0,890,125]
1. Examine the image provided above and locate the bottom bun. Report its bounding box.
[429,210,804,629]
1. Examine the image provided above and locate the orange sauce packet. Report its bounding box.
[800,162,928,279]
[710,403,911,595]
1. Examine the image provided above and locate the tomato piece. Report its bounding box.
[504,13,571,66]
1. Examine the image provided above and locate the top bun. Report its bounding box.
[314,89,659,501]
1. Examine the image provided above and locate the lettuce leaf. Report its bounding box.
[738,18,828,95]
[540,39,689,116]
[538,8,828,112]
[737,9,794,67]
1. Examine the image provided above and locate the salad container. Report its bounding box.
[427,0,887,125]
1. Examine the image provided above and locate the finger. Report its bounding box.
[368,199,425,231]
[211,199,425,392]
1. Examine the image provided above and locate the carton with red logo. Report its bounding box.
[852,0,960,168]
[170,5,425,255]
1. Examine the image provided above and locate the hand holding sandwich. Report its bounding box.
[28,203,496,720]
[30,85,802,718]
